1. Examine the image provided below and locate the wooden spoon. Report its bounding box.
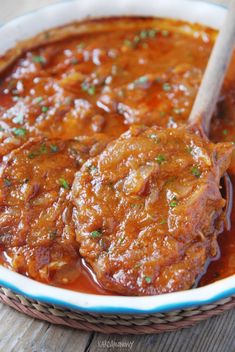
[189,0,235,229]
[189,0,235,134]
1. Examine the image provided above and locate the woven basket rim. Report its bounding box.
[0,286,234,334]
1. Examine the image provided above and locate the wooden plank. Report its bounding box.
[0,303,92,352]
[88,310,235,352]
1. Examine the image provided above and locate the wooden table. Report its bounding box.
[0,1,234,351]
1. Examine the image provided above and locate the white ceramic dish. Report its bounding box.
[0,0,234,314]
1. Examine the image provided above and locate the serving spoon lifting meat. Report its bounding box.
[72,0,235,295]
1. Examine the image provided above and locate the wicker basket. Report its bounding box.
[0,286,234,334]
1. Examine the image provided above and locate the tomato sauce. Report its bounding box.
[0,17,234,294]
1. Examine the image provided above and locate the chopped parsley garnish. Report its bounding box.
[191,166,201,178]
[13,113,24,124]
[81,82,96,95]
[223,129,228,135]
[41,106,49,113]
[169,200,178,208]
[159,111,166,117]
[162,83,172,91]
[40,144,47,154]
[87,164,98,175]
[140,30,148,39]
[34,97,43,104]
[32,56,46,64]
[119,235,125,244]
[71,58,79,65]
[123,39,133,48]
[123,29,157,49]
[133,35,140,44]
[28,152,37,159]
[144,276,152,284]
[148,134,158,140]
[159,219,167,225]
[28,144,48,159]
[50,144,59,153]
[134,76,149,86]
[13,128,26,137]
[186,146,193,154]
[77,42,85,49]
[173,108,183,115]
[3,178,11,187]
[90,230,102,238]
[148,29,157,37]
[59,178,70,189]
[161,30,169,37]
[155,154,166,164]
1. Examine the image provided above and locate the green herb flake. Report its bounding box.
[142,42,148,49]
[28,152,37,159]
[173,108,183,115]
[40,144,47,154]
[3,178,11,187]
[155,154,166,165]
[135,76,149,86]
[81,82,96,96]
[32,56,46,64]
[191,166,201,178]
[59,178,70,190]
[159,219,167,225]
[186,146,193,154]
[13,128,26,137]
[161,30,169,37]
[12,96,19,102]
[123,39,133,48]
[90,230,102,238]
[144,276,152,284]
[148,134,158,140]
[13,113,24,124]
[77,42,85,49]
[41,106,49,113]
[141,30,149,39]
[119,235,125,244]
[222,129,228,135]
[159,111,166,117]
[88,86,96,95]
[134,36,140,44]
[71,58,79,65]
[162,83,172,92]
[0,126,4,131]
[34,97,43,104]
[169,200,178,208]
[50,144,59,153]
[148,29,157,37]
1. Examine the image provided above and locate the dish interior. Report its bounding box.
[0,11,235,298]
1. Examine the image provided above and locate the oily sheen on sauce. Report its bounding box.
[0,18,234,295]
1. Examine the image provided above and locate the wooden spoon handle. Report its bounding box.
[188,0,235,134]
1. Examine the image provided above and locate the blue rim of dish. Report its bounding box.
[0,273,235,314]
[0,0,233,315]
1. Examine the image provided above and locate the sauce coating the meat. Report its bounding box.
[0,135,111,284]
[0,17,235,294]
[72,126,233,295]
